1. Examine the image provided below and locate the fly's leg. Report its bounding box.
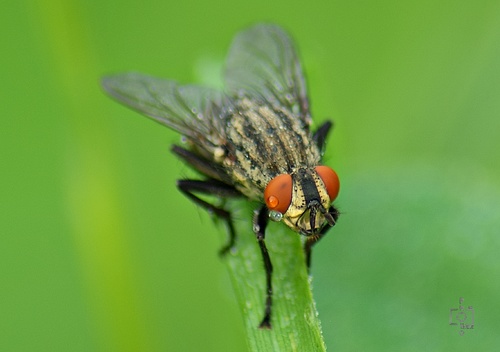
[304,205,340,270]
[253,205,273,329]
[177,179,241,255]
[172,145,233,185]
[313,120,333,152]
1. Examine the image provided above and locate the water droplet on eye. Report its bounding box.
[269,210,283,222]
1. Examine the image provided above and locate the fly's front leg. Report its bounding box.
[177,179,241,255]
[304,205,340,270]
[253,205,273,329]
[313,120,333,152]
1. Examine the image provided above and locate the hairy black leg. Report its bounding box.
[171,145,233,184]
[304,205,340,270]
[253,205,273,329]
[177,179,241,255]
[312,120,333,152]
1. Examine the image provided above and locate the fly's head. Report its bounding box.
[264,166,340,235]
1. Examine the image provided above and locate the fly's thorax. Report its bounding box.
[265,166,340,235]
[223,97,321,201]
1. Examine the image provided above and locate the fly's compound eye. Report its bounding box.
[315,165,340,202]
[264,174,293,214]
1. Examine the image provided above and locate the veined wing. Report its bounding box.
[224,24,311,127]
[101,72,229,145]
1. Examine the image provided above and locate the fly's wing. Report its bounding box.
[224,24,312,127]
[101,72,228,147]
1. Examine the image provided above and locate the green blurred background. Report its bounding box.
[2,0,499,351]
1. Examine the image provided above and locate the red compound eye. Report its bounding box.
[264,174,293,214]
[315,166,340,202]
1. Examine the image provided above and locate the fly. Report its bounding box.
[101,23,340,329]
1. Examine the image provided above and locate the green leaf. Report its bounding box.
[222,198,327,351]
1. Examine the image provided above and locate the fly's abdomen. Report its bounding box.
[224,97,320,200]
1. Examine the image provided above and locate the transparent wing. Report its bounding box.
[224,24,311,126]
[101,72,228,142]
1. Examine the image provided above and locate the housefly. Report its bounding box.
[101,24,340,329]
